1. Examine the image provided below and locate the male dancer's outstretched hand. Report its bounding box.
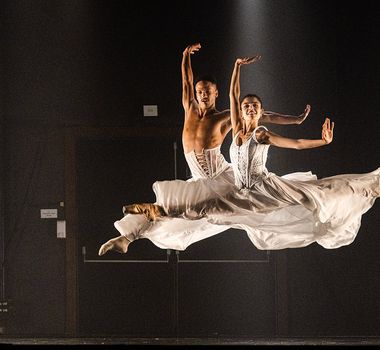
[297,104,311,124]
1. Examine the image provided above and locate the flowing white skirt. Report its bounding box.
[150,168,380,250]
[114,167,235,251]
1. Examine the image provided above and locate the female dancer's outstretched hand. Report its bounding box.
[322,117,334,144]
[236,55,261,66]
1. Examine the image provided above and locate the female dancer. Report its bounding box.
[100,56,379,254]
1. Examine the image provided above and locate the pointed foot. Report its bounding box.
[98,236,131,256]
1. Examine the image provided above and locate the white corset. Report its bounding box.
[229,126,270,189]
[185,146,230,180]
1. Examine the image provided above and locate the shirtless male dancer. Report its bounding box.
[180,43,309,180]
[98,43,310,255]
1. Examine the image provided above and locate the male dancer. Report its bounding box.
[180,43,309,182]
[98,43,310,255]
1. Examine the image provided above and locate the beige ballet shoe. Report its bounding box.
[98,236,131,256]
[122,203,167,221]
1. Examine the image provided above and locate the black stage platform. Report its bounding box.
[1,336,380,346]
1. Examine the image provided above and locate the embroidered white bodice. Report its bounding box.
[229,126,270,189]
[185,146,230,180]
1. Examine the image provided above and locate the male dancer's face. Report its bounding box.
[195,81,218,109]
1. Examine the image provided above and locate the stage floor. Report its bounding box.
[1,336,380,346]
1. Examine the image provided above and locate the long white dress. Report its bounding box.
[152,126,380,249]
[113,147,235,250]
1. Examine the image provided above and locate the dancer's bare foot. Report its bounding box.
[98,236,131,256]
[122,203,166,221]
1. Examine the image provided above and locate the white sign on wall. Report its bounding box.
[40,209,58,218]
[57,220,66,239]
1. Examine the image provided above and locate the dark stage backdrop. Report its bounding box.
[1,0,380,338]
[76,135,274,337]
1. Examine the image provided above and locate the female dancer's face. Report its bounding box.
[241,96,262,122]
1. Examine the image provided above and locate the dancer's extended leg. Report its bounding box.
[122,203,166,221]
[98,235,131,256]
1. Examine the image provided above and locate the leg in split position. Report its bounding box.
[122,203,167,221]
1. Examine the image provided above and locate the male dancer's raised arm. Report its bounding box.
[182,43,200,113]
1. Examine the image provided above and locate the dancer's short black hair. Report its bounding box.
[194,75,218,87]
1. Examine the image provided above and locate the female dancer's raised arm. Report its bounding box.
[229,56,261,136]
